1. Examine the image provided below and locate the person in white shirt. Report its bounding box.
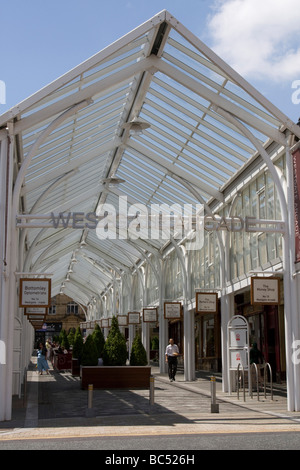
[165,338,179,382]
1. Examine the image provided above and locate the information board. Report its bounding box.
[164,302,182,319]
[19,278,51,308]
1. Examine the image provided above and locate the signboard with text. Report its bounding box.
[19,278,51,308]
[143,308,158,323]
[164,302,182,319]
[196,292,218,314]
[117,315,128,326]
[128,312,140,324]
[251,277,280,305]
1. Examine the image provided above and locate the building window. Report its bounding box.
[67,303,79,315]
[48,304,56,315]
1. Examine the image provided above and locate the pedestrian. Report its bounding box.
[37,342,50,375]
[45,338,51,360]
[250,342,263,365]
[165,338,179,382]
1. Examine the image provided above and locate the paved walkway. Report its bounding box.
[0,357,300,442]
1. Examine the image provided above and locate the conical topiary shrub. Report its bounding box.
[72,326,83,361]
[81,334,99,366]
[67,328,75,347]
[60,329,70,351]
[130,333,148,366]
[92,324,105,359]
[102,316,127,366]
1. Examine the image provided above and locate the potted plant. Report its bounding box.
[80,317,151,390]
[71,326,83,376]
[130,333,148,366]
[92,323,105,362]
[150,336,159,362]
[81,334,98,366]
[102,316,127,366]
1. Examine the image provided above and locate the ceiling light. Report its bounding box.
[101,173,126,185]
[122,116,150,135]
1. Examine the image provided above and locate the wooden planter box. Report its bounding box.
[53,352,72,371]
[80,366,151,390]
[72,358,80,376]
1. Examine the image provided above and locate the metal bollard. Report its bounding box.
[85,383,97,417]
[210,376,219,413]
[88,384,93,408]
[149,375,155,406]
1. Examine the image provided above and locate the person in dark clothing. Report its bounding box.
[250,342,263,364]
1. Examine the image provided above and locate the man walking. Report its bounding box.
[165,338,179,382]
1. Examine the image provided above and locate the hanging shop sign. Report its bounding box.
[293,148,300,263]
[101,318,109,328]
[251,277,280,305]
[196,292,218,314]
[164,302,182,319]
[117,315,128,326]
[143,308,158,323]
[128,312,141,324]
[19,278,51,308]
[24,307,48,315]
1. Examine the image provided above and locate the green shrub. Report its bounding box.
[130,334,148,366]
[102,316,127,366]
[151,336,159,350]
[72,327,83,360]
[60,329,70,351]
[81,334,98,366]
[67,328,75,347]
[92,324,105,358]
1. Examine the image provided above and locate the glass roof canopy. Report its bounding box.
[2,10,300,309]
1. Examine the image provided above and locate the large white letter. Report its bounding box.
[128,203,148,240]
[96,203,116,239]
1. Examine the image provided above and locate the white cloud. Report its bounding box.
[207,0,300,82]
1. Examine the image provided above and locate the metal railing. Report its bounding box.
[250,363,259,401]
[237,363,246,401]
[241,362,273,402]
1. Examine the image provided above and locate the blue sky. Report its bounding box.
[1,0,300,122]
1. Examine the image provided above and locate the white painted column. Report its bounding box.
[0,135,9,421]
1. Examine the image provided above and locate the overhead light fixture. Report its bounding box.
[101,173,126,185]
[122,116,150,135]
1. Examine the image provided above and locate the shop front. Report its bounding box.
[235,288,286,382]
[195,312,221,373]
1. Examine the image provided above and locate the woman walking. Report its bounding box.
[37,342,50,375]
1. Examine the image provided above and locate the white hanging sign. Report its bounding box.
[19,278,51,308]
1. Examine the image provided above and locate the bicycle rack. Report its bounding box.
[264,362,273,400]
[237,362,273,402]
[250,363,259,401]
[237,363,246,401]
